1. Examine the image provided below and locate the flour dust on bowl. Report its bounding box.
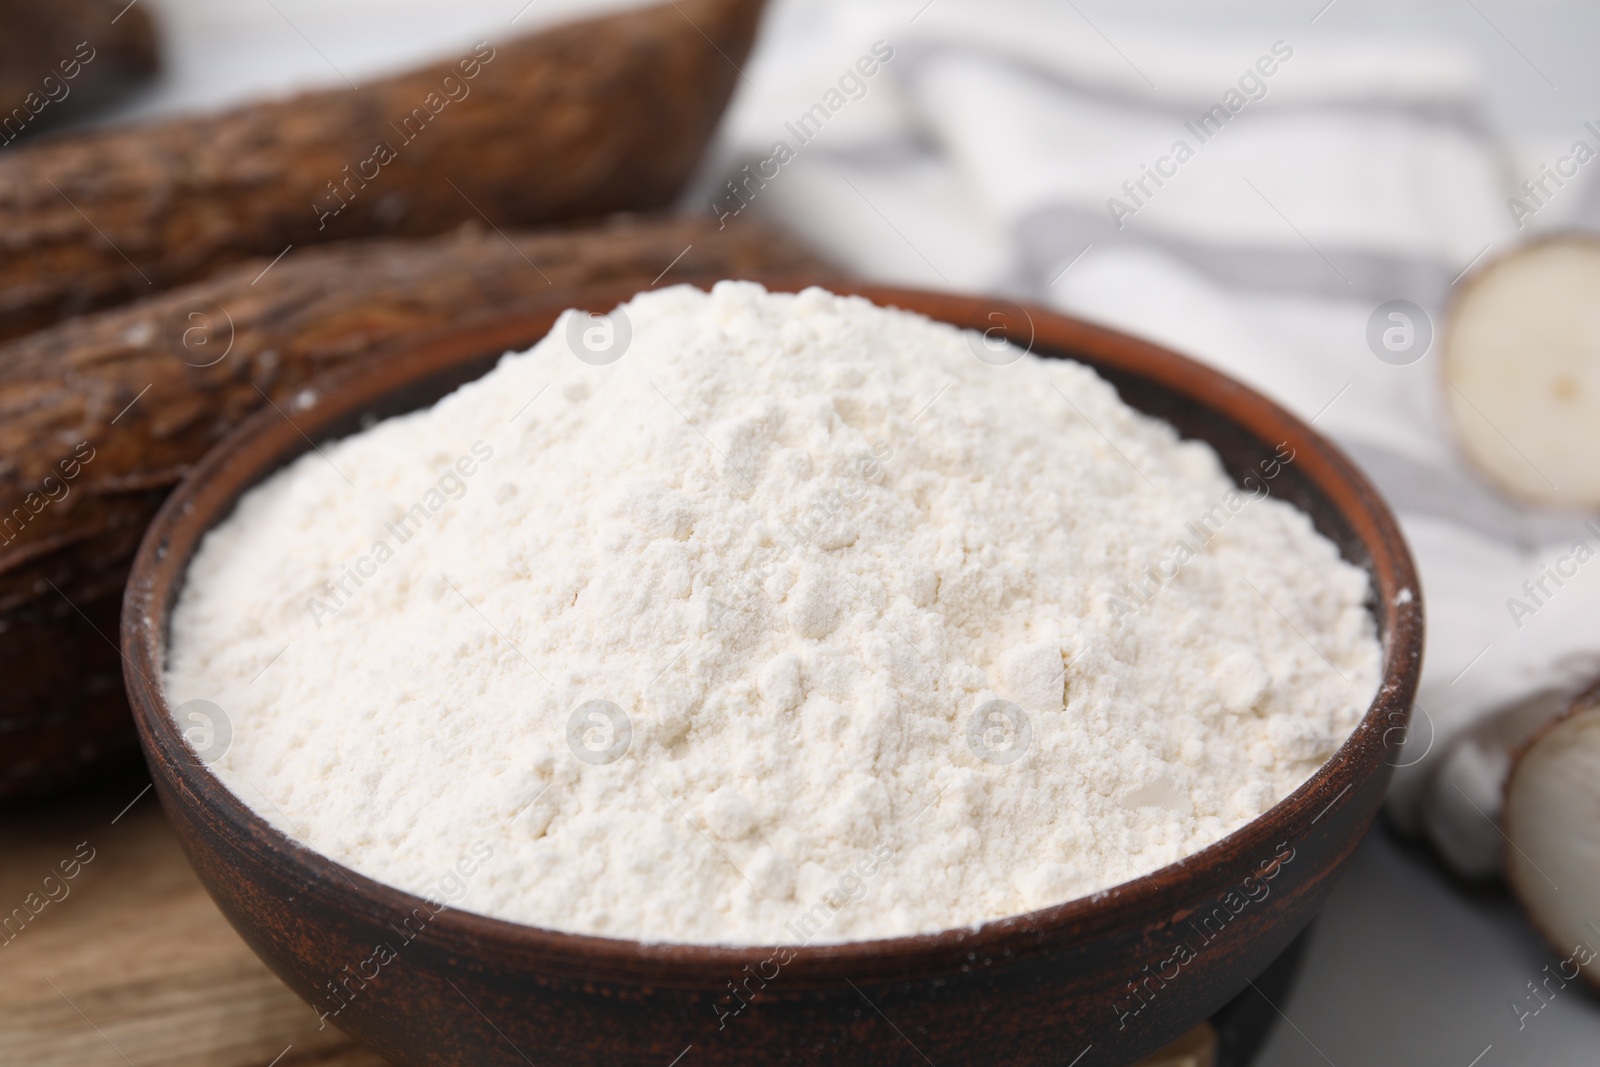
[123,282,1422,1067]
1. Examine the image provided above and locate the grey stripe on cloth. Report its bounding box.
[897,40,1488,133]
[1333,437,1584,550]
[1561,177,1600,232]
[1015,203,1456,306]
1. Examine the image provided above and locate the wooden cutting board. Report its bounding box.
[0,772,1211,1067]
[0,772,382,1067]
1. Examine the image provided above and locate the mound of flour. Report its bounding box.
[165,282,1380,944]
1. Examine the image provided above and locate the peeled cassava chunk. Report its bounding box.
[1504,681,1600,989]
[1419,687,1569,879]
[1444,237,1600,508]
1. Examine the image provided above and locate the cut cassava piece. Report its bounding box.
[0,214,835,799]
[1503,678,1600,990]
[0,0,763,340]
[0,0,159,146]
[1443,236,1600,509]
[1416,687,1570,879]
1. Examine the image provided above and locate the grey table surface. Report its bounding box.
[1256,823,1600,1067]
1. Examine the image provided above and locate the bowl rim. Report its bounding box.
[122,279,1423,977]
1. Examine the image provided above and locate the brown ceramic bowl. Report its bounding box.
[122,282,1422,1067]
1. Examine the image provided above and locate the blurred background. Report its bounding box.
[8,0,1600,1064]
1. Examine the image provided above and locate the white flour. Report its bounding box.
[165,282,1381,945]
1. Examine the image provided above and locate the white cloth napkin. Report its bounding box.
[707,0,1600,875]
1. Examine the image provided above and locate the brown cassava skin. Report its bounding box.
[0,0,159,146]
[0,215,834,799]
[0,0,762,340]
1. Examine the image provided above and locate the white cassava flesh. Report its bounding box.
[1504,682,1600,988]
[1444,238,1600,508]
[1419,688,1568,879]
